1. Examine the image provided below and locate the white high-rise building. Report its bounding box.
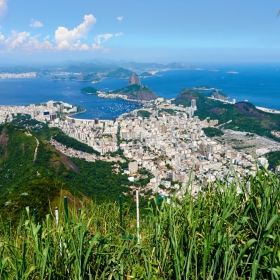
[191,99,197,109]
[129,161,138,174]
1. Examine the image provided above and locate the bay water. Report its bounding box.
[0,64,280,119]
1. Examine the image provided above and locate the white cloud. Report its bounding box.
[0,14,123,53]
[0,32,4,43]
[0,0,7,16]
[0,31,53,52]
[25,37,53,51]
[91,33,123,51]
[5,31,30,49]
[66,40,90,51]
[80,43,90,51]
[117,16,123,22]
[92,33,113,50]
[115,32,123,37]
[55,14,96,45]
[30,20,43,28]
[91,43,102,50]
[32,33,40,39]
[56,40,70,50]
[96,33,113,43]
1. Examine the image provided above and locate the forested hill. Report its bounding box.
[111,84,158,101]
[0,122,132,222]
[106,67,134,78]
[173,88,280,140]
[0,123,77,220]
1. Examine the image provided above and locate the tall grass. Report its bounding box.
[0,170,280,279]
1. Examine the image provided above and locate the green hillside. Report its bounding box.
[111,84,158,101]
[0,123,75,220]
[106,67,133,78]
[10,115,100,155]
[140,71,153,77]
[81,86,98,94]
[0,121,133,221]
[173,88,280,140]
[202,127,224,137]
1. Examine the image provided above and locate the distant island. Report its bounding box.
[194,85,216,90]
[51,76,67,81]
[81,87,98,94]
[226,71,238,74]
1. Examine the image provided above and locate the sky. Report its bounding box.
[0,0,280,64]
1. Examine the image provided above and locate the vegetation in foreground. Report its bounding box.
[0,170,280,279]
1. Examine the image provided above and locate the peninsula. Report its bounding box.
[98,73,158,102]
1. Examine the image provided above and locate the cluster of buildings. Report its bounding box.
[50,117,119,155]
[208,95,236,105]
[47,98,274,199]
[1,97,278,200]
[116,102,270,198]
[0,72,37,78]
[49,138,125,164]
[0,100,78,123]
[272,130,280,138]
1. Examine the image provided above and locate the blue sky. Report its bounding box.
[0,0,280,63]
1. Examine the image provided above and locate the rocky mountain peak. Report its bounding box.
[128,73,141,86]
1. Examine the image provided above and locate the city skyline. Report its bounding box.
[0,0,280,63]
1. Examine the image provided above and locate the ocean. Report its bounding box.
[0,64,280,119]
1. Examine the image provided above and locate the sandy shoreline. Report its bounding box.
[256,106,280,114]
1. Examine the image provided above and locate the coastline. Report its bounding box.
[97,92,150,105]
[256,106,280,114]
[66,109,87,118]
[2,68,280,118]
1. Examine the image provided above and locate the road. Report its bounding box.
[33,136,39,162]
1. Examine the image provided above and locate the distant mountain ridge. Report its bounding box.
[41,60,203,83]
[106,67,134,78]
